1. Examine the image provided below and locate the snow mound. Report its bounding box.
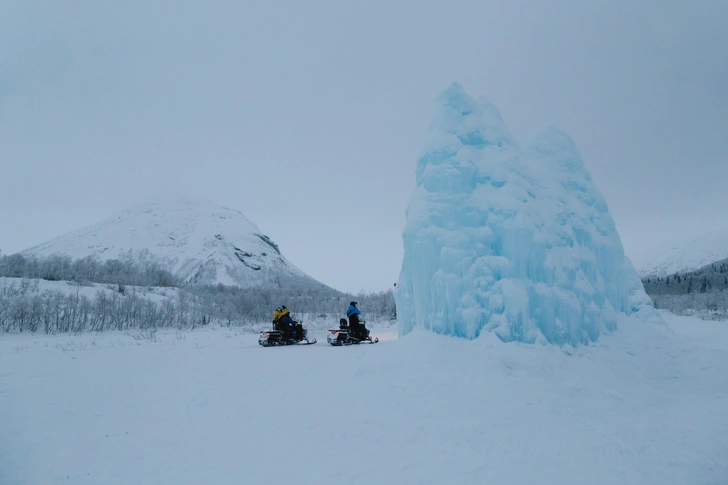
[396,83,660,345]
[23,197,321,289]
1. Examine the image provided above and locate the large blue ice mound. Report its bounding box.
[395,83,661,345]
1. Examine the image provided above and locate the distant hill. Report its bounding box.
[0,197,397,334]
[22,197,327,290]
[630,224,728,278]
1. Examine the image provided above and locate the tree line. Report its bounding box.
[0,251,180,287]
[0,253,396,334]
[641,258,728,318]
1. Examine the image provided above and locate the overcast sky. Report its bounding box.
[1,0,726,292]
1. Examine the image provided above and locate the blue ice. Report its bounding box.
[395,83,661,345]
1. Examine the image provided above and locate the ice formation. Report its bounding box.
[395,83,661,345]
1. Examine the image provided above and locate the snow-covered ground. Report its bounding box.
[1,315,726,485]
[661,311,728,351]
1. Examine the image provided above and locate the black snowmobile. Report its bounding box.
[327,318,379,346]
[259,321,316,347]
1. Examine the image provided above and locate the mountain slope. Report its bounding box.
[630,224,728,278]
[23,198,323,289]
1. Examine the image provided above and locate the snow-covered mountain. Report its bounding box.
[23,198,323,289]
[629,224,728,278]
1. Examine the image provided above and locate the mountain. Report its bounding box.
[630,224,728,278]
[23,198,324,289]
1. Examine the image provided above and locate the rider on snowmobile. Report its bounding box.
[273,307,286,334]
[346,301,368,340]
[273,305,300,340]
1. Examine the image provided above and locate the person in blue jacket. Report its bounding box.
[346,301,368,340]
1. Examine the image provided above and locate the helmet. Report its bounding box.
[350,301,357,307]
[281,305,287,310]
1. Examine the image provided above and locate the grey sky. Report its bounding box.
[1,0,727,292]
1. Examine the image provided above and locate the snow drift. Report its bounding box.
[396,83,660,345]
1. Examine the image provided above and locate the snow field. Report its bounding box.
[1,315,726,485]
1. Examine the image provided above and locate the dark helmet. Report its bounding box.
[349,301,357,307]
[281,305,287,310]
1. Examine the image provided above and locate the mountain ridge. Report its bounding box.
[630,223,728,278]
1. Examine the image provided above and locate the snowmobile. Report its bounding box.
[327,318,379,346]
[258,322,316,347]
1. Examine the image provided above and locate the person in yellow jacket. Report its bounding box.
[273,305,299,340]
[273,307,285,324]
